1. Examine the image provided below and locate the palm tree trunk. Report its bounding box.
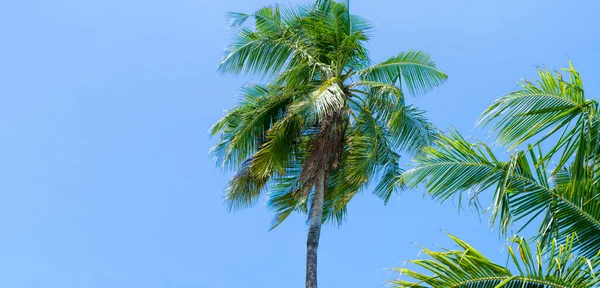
[306,169,325,288]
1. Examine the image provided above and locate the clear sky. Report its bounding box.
[0,0,598,287]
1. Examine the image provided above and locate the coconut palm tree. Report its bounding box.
[394,62,600,286]
[210,1,447,287]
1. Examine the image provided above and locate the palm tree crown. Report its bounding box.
[211,0,447,228]
[211,1,447,287]
[395,62,600,287]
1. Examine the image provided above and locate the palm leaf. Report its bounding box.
[210,84,293,170]
[218,27,294,77]
[388,105,438,152]
[405,62,600,262]
[478,63,599,158]
[224,157,270,211]
[358,50,447,96]
[393,234,600,287]
[403,130,554,235]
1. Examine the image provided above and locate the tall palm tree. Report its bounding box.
[210,1,447,287]
[394,62,600,286]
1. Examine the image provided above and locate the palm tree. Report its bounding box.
[210,1,447,287]
[394,62,600,286]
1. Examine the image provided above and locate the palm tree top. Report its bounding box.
[396,61,600,287]
[211,0,447,229]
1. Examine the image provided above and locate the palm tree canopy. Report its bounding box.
[403,63,600,257]
[211,0,447,228]
[397,62,600,286]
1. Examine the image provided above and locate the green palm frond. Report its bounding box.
[403,129,505,203]
[406,128,600,258]
[402,61,600,274]
[322,168,360,225]
[218,27,294,77]
[352,107,407,203]
[210,84,294,170]
[225,12,251,28]
[477,61,600,257]
[349,14,374,37]
[393,234,600,287]
[479,62,599,159]
[358,50,448,96]
[250,113,306,178]
[267,161,308,230]
[355,81,404,123]
[224,157,270,211]
[219,4,325,78]
[388,105,438,152]
[403,130,554,235]
[373,161,404,204]
[539,159,600,259]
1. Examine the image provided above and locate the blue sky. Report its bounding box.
[0,0,598,287]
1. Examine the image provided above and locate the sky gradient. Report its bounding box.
[0,0,599,287]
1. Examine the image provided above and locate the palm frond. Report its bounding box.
[539,158,600,258]
[388,105,438,152]
[218,27,294,77]
[349,15,374,38]
[403,129,505,204]
[373,161,405,204]
[224,157,270,211]
[351,105,406,203]
[267,162,308,230]
[210,84,293,170]
[392,234,600,287]
[405,62,600,263]
[322,168,360,226]
[403,130,553,235]
[225,12,251,28]
[250,113,305,178]
[358,50,447,96]
[478,63,598,154]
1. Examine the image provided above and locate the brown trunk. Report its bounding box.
[305,169,325,288]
